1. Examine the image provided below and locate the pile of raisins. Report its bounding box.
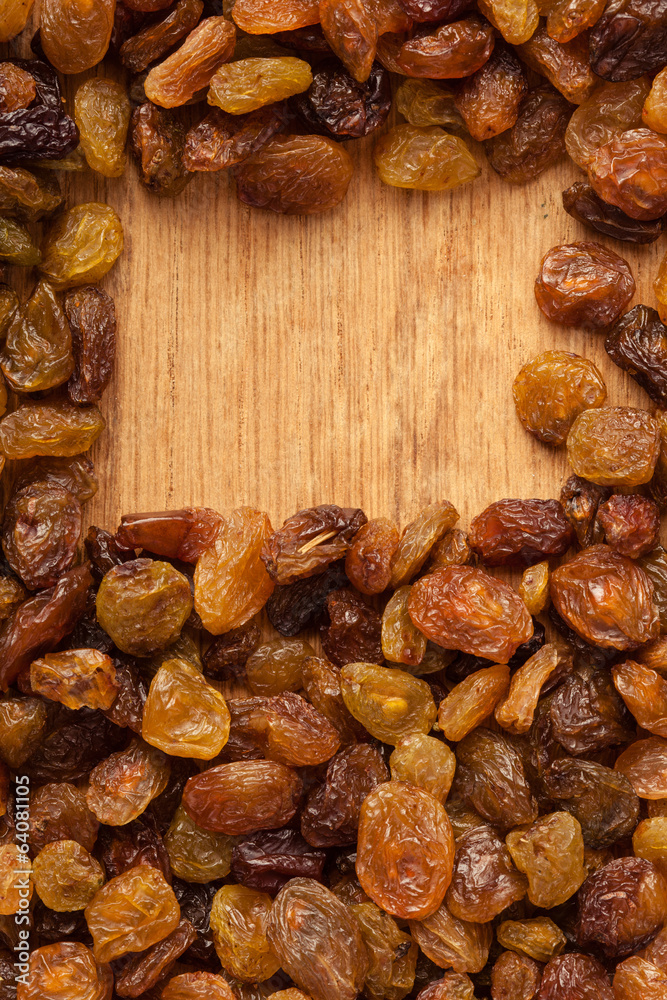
[3,3,667,1000]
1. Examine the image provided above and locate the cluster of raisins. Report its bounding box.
[3,4,667,1000]
[1,0,667,221]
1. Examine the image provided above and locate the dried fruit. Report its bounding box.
[183,760,302,834]
[616,737,667,798]
[535,241,635,330]
[85,863,180,963]
[455,43,527,141]
[32,839,104,912]
[29,781,99,852]
[565,78,650,170]
[40,0,115,74]
[486,84,572,183]
[294,60,391,138]
[537,953,613,1000]
[374,125,479,191]
[495,642,571,734]
[446,825,527,922]
[563,179,665,243]
[507,811,586,908]
[567,407,660,487]
[301,743,388,847]
[142,657,231,759]
[589,0,667,81]
[146,17,237,108]
[131,102,191,197]
[497,917,566,963]
[210,57,312,113]
[210,884,280,982]
[455,727,538,830]
[231,828,326,895]
[40,203,124,290]
[357,781,455,920]
[518,24,595,104]
[470,498,574,566]
[513,350,606,446]
[551,544,659,649]
[491,951,542,1000]
[232,0,320,33]
[1,280,73,393]
[588,129,667,221]
[408,565,533,663]
[439,663,510,741]
[409,901,493,973]
[389,734,456,803]
[75,78,131,177]
[86,739,170,826]
[575,857,667,957]
[18,942,112,1000]
[121,0,205,73]
[245,637,314,695]
[2,481,81,591]
[340,662,437,744]
[30,648,118,711]
[267,878,369,1000]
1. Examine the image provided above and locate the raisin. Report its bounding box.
[541,0,605,40]
[183,760,302,834]
[545,758,639,848]
[551,544,659,649]
[340,661,437,744]
[559,474,608,547]
[145,17,236,107]
[0,563,92,691]
[262,505,365,584]
[184,105,286,170]
[1,280,73,393]
[40,203,124,289]
[535,240,635,329]
[142,658,230,758]
[257,691,342,767]
[85,863,180,963]
[209,56,312,113]
[537,953,613,1000]
[588,128,667,221]
[613,659,667,736]
[30,649,118,711]
[0,1,35,42]
[395,78,466,130]
[519,561,550,615]
[518,23,595,104]
[301,654,367,744]
[357,781,454,920]
[86,739,170,826]
[389,734,456,802]
[321,587,382,667]
[97,813,171,882]
[446,825,527,923]
[74,78,131,178]
[115,919,197,998]
[477,0,539,43]
[562,179,665,244]
[565,77,650,169]
[293,60,391,139]
[266,560,348,635]
[32,839,104,912]
[234,134,354,214]
[409,901,493,973]
[491,951,542,1000]
[131,102,191,197]
[438,663,510,741]
[121,0,203,72]
[575,857,667,957]
[17,454,98,504]
[0,61,79,162]
[469,498,574,566]
[232,0,320,33]
[2,481,81,591]
[642,546,667,628]
[0,217,40,266]
[40,0,115,73]
[496,642,572,735]
[29,782,99,853]
[605,305,667,405]
[613,957,667,1000]
[374,125,480,190]
[408,565,533,663]
[497,917,566,964]
[454,727,537,829]
[550,662,634,754]
[353,901,417,1000]
[209,884,280,982]
[589,0,667,81]
[633,817,667,872]
[19,942,111,1000]
[301,743,388,847]
[382,585,427,666]
[455,43,527,141]
[486,84,572,182]
[597,494,660,558]
[231,829,326,895]
[567,407,660,487]
[616,736,667,798]
[162,973,236,1000]
[644,65,667,132]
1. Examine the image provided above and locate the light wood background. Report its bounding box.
[4,25,664,536]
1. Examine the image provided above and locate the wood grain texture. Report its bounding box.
[3,27,664,536]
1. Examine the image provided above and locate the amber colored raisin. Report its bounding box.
[162,973,235,1000]
[519,561,550,615]
[382,585,427,666]
[209,884,280,982]
[86,739,170,826]
[491,950,542,1000]
[302,654,367,744]
[268,878,368,1000]
[446,825,527,923]
[567,407,660,487]
[612,957,667,1000]
[357,781,454,920]
[97,558,193,656]
[17,942,111,1000]
[40,202,124,289]
[121,0,204,73]
[74,78,131,178]
[29,781,99,853]
[131,102,191,197]
[243,637,311,694]
[408,565,533,663]
[486,84,572,182]
[374,125,480,191]
[565,78,649,169]
[588,128,667,222]
[0,696,47,768]
[535,241,635,329]
[395,77,466,130]
[438,663,509,742]
[507,811,586,907]
[0,2,35,44]
[497,917,565,963]
[1,280,73,393]
[32,839,104,912]
[146,17,237,108]
[389,734,455,803]
[551,544,659,649]
[258,691,342,767]
[517,24,595,104]
[232,0,320,33]
[17,454,98,504]
[633,817,667,873]
[409,901,493,974]
[85,863,180,963]
[575,857,667,957]
[496,642,572,734]
[340,661,437,744]
[342,518,397,594]
[30,648,118,711]
[235,134,354,214]
[143,657,231,759]
[613,659,667,736]
[40,0,115,74]
[563,179,665,244]
[352,900,417,1000]
[183,760,302,834]
[616,736,667,798]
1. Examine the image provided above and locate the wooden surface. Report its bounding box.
[4,32,665,534]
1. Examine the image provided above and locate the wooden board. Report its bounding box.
[4,31,664,534]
